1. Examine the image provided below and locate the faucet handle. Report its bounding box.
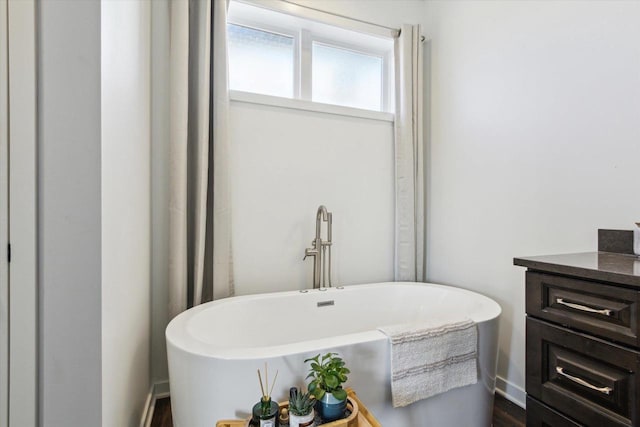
[303,247,318,261]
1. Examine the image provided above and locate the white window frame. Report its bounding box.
[234,0,399,40]
[227,0,395,118]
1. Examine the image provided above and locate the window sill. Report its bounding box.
[229,90,394,122]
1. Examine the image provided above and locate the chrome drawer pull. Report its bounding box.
[556,298,612,316]
[555,366,613,395]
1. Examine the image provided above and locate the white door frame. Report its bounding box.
[0,0,10,425]
[5,1,37,427]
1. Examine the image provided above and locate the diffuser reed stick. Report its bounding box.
[269,370,279,398]
[257,369,266,397]
[257,364,278,400]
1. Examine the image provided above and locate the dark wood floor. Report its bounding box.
[151,394,525,427]
[151,397,173,427]
[492,394,526,427]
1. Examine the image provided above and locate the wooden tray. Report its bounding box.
[216,389,381,427]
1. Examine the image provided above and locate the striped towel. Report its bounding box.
[378,318,478,408]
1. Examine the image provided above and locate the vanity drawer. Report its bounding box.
[526,396,582,427]
[526,271,640,347]
[527,317,640,427]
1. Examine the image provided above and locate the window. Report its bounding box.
[227,1,394,113]
[227,23,295,98]
[312,42,384,111]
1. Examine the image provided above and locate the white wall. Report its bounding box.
[424,0,640,405]
[231,103,394,295]
[101,1,151,426]
[38,1,102,425]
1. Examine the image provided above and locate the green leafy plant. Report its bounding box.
[304,352,350,401]
[288,389,315,416]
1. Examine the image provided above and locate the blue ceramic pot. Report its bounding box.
[316,392,346,422]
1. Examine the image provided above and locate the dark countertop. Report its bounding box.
[514,252,640,288]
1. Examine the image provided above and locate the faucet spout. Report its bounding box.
[315,205,328,239]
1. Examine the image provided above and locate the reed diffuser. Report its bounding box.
[251,363,280,427]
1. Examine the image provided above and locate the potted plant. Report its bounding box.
[305,352,350,422]
[289,389,316,427]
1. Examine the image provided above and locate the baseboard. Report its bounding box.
[495,375,526,409]
[140,384,155,427]
[140,381,171,427]
[154,380,170,399]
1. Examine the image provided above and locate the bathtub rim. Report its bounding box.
[166,281,502,360]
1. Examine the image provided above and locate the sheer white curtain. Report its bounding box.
[394,24,425,282]
[169,0,233,319]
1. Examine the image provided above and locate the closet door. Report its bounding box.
[5,1,37,427]
[0,1,9,426]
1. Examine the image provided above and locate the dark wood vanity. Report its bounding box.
[515,231,640,427]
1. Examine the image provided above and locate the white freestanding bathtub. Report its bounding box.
[166,282,501,427]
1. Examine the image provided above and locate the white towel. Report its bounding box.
[378,318,478,408]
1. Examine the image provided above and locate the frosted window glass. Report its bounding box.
[227,24,294,98]
[312,43,383,111]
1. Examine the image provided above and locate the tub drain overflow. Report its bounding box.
[317,300,335,308]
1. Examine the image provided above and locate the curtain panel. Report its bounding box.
[394,24,425,282]
[168,0,233,319]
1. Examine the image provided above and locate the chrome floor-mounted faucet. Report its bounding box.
[303,205,332,289]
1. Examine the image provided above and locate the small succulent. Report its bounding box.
[289,389,315,416]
